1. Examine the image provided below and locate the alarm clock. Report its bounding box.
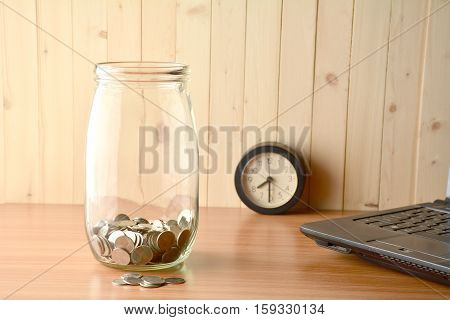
[234,142,305,214]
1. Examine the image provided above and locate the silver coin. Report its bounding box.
[122,276,142,286]
[114,214,130,222]
[108,230,125,244]
[112,220,137,227]
[93,220,108,234]
[133,217,149,224]
[98,225,110,237]
[165,277,185,285]
[98,234,112,257]
[140,282,163,288]
[115,235,135,253]
[151,220,164,231]
[112,279,128,286]
[123,230,137,244]
[91,235,104,256]
[177,209,193,229]
[121,272,142,279]
[142,276,165,285]
[111,248,131,265]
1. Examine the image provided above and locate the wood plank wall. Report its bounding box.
[0,0,449,210]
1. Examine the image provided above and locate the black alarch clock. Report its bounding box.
[234,142,306,214]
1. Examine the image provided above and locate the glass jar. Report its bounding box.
[85,62,198,270]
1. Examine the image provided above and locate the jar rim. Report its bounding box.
[95,61,189,83]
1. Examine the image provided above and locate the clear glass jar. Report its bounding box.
[85,62,198,270]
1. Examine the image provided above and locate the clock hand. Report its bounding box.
[268,179,271,203]
[257,179,269,189]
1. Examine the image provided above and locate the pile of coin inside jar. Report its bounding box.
[112,273,185,288]
[91,210,193,266]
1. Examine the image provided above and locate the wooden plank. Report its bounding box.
[344,0,391,211]
[106,0,143,206]
[107,0,141,61]
[36,0,73,203]
[0,3,5,203]
[310,0,353,210]
[379,0,428,210]
[243,0,282,149]
[2,0,41,203]
[278,0,317,207]
[72,0,108,204]
[141,0,176,61]
[207,0,246,207]
[176,0,211,207]
[416,0,450,203]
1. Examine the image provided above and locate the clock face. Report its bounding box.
[240,152,299,209]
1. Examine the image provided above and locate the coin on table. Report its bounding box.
[142,276,166,285]
[111,248,131,265]
[122,276,142,286]
[115,235,135,253]
[130,245,153,265]
[121,273,142,279]
[140,282,163,288]
[165,277,185,285]
[112,279,128,286]
[114,213,130,222]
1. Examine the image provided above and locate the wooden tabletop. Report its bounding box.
[0,204,448,300]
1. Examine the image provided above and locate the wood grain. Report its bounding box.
[278,0,317,206]
[344,0,391,211]
[2,0,41,203]
[37,0,74,203]
[379,0,429,210]
[310,0,353,210]
[176,0,211,207]
[72,0,108,203]
[415,0,450,203]
[0,204,448,299]
[141,0,176,61]
[207,0,246,207]
[243,0,282,148]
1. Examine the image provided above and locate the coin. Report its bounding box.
[112,279,128,286]
[155,231,176,252]
[142,276,165,285]
[165,277,185,285]
[91,235,104,257]
[166,220,178,229]
[113,220,137,227]
[98,225,110,237]
[177,209,193,229]
[140,282,163,288]
[114,214,130,222]
[122,276,142,286]
[151,220,164,231]
[98,235,112,257]
[115,235,135,253]
[162,247,180,263]
[93,220,108,234]
[176,229,191,249]
[108,230,125,244]
[130,245,153,265]
[111,248,131,265]
[132,217,149,224]
[123,230,137,244]
[121,273,142,279]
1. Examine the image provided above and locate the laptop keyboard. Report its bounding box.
[354,207,450,238]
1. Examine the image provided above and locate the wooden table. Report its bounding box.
[0,204,448,299]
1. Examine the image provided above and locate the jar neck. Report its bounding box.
[95,62,189,86]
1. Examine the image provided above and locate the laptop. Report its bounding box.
[300,171,450,286]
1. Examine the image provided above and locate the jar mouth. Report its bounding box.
[95,62,189,83]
